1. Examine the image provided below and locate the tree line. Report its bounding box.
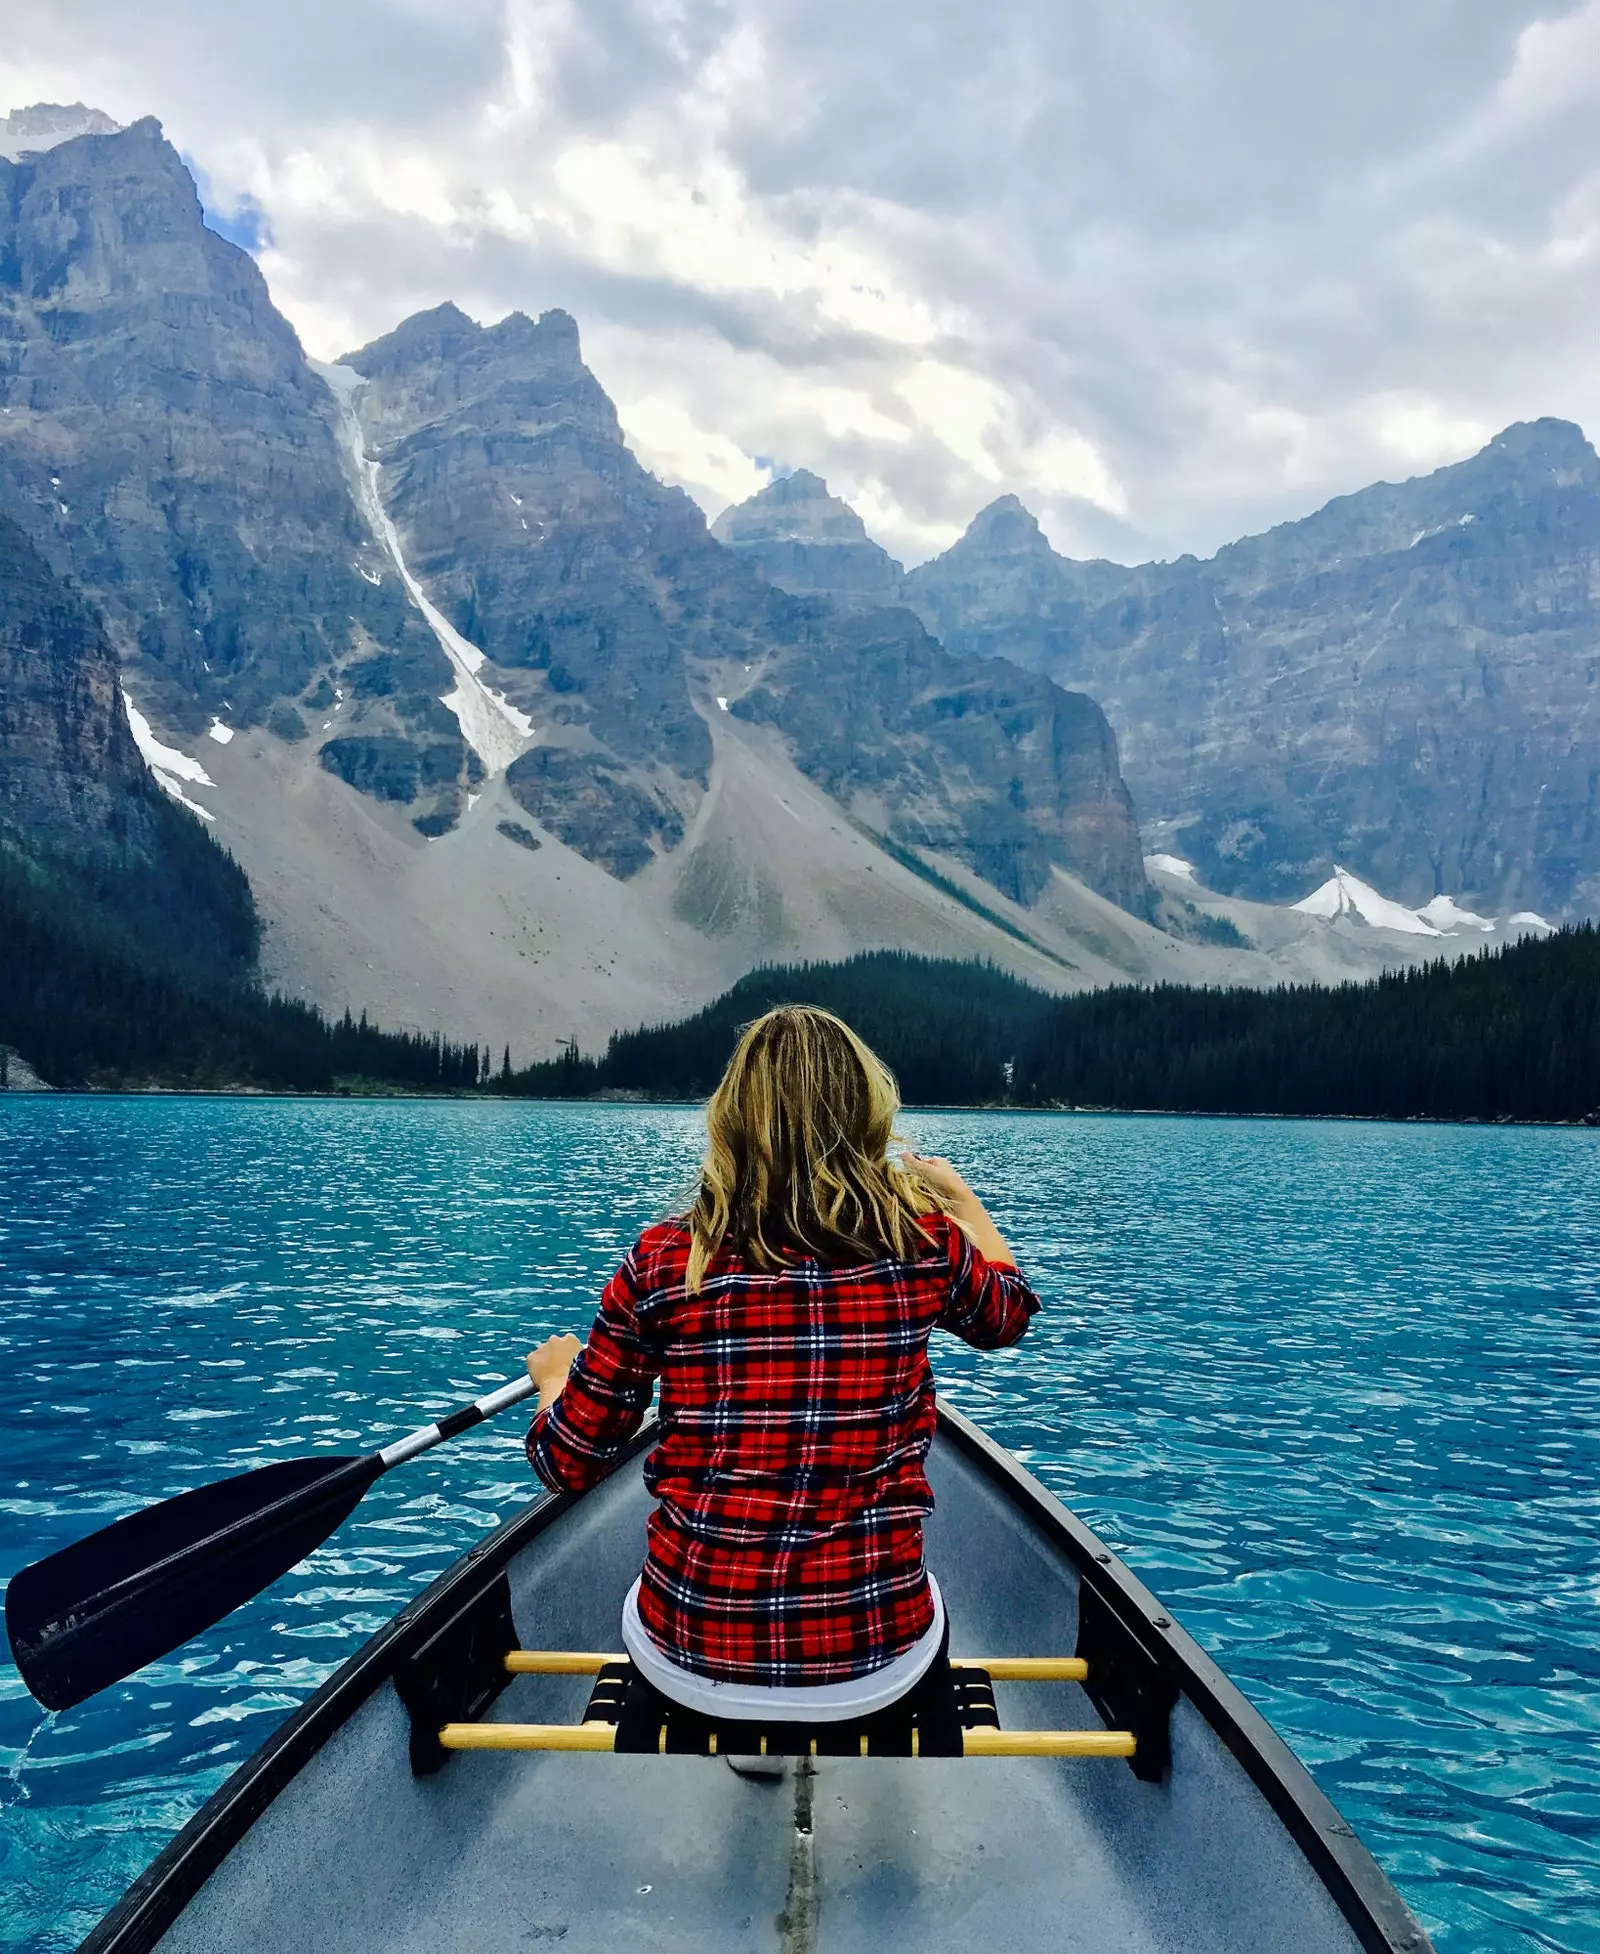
[498,932,1600,1125]
[0,841,485,1092]
[499,953,1048,1105]
[1014,927,1600,1123]
[8,813,1595,1122]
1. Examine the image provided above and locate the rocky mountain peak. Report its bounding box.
[902,494,1133,674]
[1481,416,1600,485]
[506,306,584,364]
[0,102,122,160]
[335,318,1146,910]
[0,118,439,743]
[968,492,1047,547]
[960,493,1053,555]
[349,300,480,374]
[909,416,1600,917]
[711,469,903,607]
[713,468,877,548]
[346,302,622,451]
[0,114,296,347]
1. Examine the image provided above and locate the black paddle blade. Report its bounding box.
[5,1453,384,1711]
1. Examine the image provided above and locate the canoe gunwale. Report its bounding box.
[937,1402,1434,1954]
[73,1409,1435,1954]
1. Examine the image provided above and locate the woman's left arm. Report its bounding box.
[526,1252,660,1494]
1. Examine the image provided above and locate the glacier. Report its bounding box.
[312,360,534,778]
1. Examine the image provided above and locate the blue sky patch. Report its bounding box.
[182,151,273,256]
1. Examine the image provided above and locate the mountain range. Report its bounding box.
[720,445,1600,919]
[0,107,1588,1065]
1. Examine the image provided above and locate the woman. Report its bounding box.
[524,1004,1038,1741]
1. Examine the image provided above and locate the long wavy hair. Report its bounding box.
[684,1005,943,1295]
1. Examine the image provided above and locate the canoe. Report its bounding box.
[78,1404,1435,1954]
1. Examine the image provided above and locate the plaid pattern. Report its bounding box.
[527,1212,1039,1684]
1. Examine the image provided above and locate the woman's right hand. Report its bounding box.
[901,1152,975,1210]
[900,1153,1017,1269]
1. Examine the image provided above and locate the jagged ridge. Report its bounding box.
[899,424,1600,917]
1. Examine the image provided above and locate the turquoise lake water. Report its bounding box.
[0,1097,1595,1952]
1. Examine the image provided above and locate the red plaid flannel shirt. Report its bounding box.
[527,1211,1039,1684]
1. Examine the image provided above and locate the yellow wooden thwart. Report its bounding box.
[953,1657,1089,1682]
[504,1651,625,1675]
[469,1651,1112,1759]
[961,1729,1136,1758]
[442,1721,620,1751]
[437,1722,1135,1759]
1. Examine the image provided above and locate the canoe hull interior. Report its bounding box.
[82,1409,1432,1954]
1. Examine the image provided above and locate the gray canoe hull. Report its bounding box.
[82,1407,1433,1954]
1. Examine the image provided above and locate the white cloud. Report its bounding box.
[893,359,1126,516]
[1483,0,1600,135]
[1371,394,1495,473]
[619,394,771,510]
[894,361,1007,481]
[2,1,1595,564]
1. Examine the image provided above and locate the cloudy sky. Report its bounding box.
[4,1,1599,565]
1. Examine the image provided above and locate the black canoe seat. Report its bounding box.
[579,1657,1000,1756]
[431,1651,1137,1761]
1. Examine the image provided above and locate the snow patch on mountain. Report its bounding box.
[1293,867,1442,934]
[313,360,534,776]
[1290,869,1549,938]
[123,692,212,784]
[1409,514,1477,548]
[121,691,217,822]
[1153,855,1550,947]
[0,104,122,160]
[153,778,215,823]
[1418,893,1494,932]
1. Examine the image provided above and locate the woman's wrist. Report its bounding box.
[951,1199,1016,1267]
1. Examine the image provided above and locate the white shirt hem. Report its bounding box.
[621,1574,946,1723]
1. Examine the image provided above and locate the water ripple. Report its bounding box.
[0,1099,1595,1952]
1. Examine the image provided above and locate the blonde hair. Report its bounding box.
[684,1005,943,1295]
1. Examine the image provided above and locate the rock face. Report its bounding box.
[733,606,1145,909]
[903,497,1132,665]
[711,469,904,608]
[340,308,1146,908]
[905,426,1600,917]
[344,302,714,868]
[0,512,254,978]
[0,512,143,841]
[0,115,463,826]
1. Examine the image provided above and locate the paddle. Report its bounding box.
[4,1373,537,1712]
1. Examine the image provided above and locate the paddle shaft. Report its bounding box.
[376,1373,537,1468]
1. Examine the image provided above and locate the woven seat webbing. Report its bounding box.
[580,1659,1000,1758]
